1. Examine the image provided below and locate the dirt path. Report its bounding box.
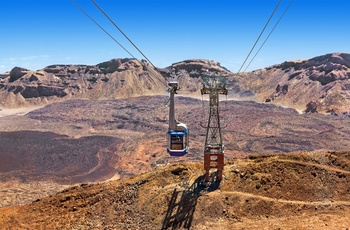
[0,106,44,118]
[209,191,350,206]
[275,159,350,174]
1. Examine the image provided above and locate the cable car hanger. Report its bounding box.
[167,82,189,156]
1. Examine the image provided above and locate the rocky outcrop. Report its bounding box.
[97,58,143,74]
[20,86,68,98]
[241,53,350,114]
[278,53,350,85]
[0,58,166,108]
[161,59,230,78]
[275,84,288,95]
[9,67,29,82]
[158,59,232,93]
[305,101,318,113]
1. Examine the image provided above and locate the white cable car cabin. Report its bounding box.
[167,82,189,156]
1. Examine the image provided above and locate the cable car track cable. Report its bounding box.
[92,0,158,71]
[70,0,168,84]
[243,0,295,73]
[91,0,170,83]
[70,0,137,61]
[236,0,282,75]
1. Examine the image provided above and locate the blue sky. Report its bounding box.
[1,0,349,73]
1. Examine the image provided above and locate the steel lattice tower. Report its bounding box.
[201,75,227,182]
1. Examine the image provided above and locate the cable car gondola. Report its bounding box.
[167,82,189,156]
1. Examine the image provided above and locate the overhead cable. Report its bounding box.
[243,0,295,73]
[236,0,282,75]
[70,0,137,60]
[92,0,158,71]
[70,0,167,84]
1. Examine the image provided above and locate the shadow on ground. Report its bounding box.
[162,172,221,229]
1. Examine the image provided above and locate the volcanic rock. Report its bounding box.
[239,53,350,114]
[165,59,230,78]
[0,58,166,108]
[305,101,317,113]
[9,67,29,82]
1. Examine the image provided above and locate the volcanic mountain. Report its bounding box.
[1,53,350,115]
[236,52,350,114]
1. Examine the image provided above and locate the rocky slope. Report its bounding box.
[239,53,350,114]
[2,96,350,209]
[0,58,165,107]
[0,151,349,229]
[0,58,230,108]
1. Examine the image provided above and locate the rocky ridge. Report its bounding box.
[0,58,165,107]
[1,53,350,114]
[240,53,350,114]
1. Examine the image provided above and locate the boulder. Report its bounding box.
[305,101,318,113]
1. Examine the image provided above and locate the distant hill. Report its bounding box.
[237,53,350,115]
[0,58,229,108]
[0,58,165,108]
[1,53,350,115]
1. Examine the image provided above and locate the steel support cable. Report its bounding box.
[91,0,169,83]
[236,0,282,75]
[243,0,294,73]
[70,0,167,84]
[70,0,137,60]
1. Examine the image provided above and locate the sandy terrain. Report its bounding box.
[0,106,44,118]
